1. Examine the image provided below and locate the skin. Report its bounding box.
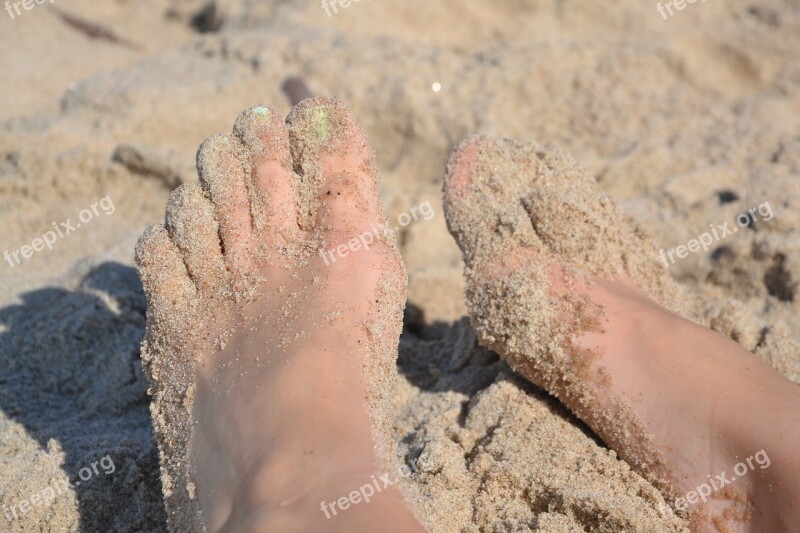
[442,137,800,532]
[138,102,800,532]
[570,274,800,532]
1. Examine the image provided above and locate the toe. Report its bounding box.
[286,97,381,231]
[135,223,197,315]
[165,183,227,294]
[232,105,301,244]
[287,97,384,247]
[443,134,485,202]
[443,136,544,266]
[522,188,609,261]
[197,134,254,266]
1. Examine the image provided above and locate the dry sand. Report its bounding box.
[1,0,799,531]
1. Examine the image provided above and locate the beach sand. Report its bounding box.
[1,0,799,531]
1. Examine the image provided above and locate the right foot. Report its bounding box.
[443,135,800,532]
[136,98,422,532]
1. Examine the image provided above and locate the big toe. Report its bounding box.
[288,98,387,254]
[443,136,545,269]
[286,97,402,312]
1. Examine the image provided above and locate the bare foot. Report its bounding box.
[135,98,423,532]
[443,135,800,532]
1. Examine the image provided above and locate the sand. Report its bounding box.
[1,0,799,531]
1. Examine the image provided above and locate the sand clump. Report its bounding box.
[394,319,686,532]
[1,0,800,531]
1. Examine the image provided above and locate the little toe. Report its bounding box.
[135,223,197,317]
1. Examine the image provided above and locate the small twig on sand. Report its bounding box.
[49,6,143,51]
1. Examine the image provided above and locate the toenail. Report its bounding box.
[307,106,332,141]
[252,106,270,117]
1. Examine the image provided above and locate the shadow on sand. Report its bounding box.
[0,262,167,532]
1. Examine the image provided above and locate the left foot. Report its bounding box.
[136,98,423,532]
[442,135,800,532]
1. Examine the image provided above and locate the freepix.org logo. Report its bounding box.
[5,0,55,20]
